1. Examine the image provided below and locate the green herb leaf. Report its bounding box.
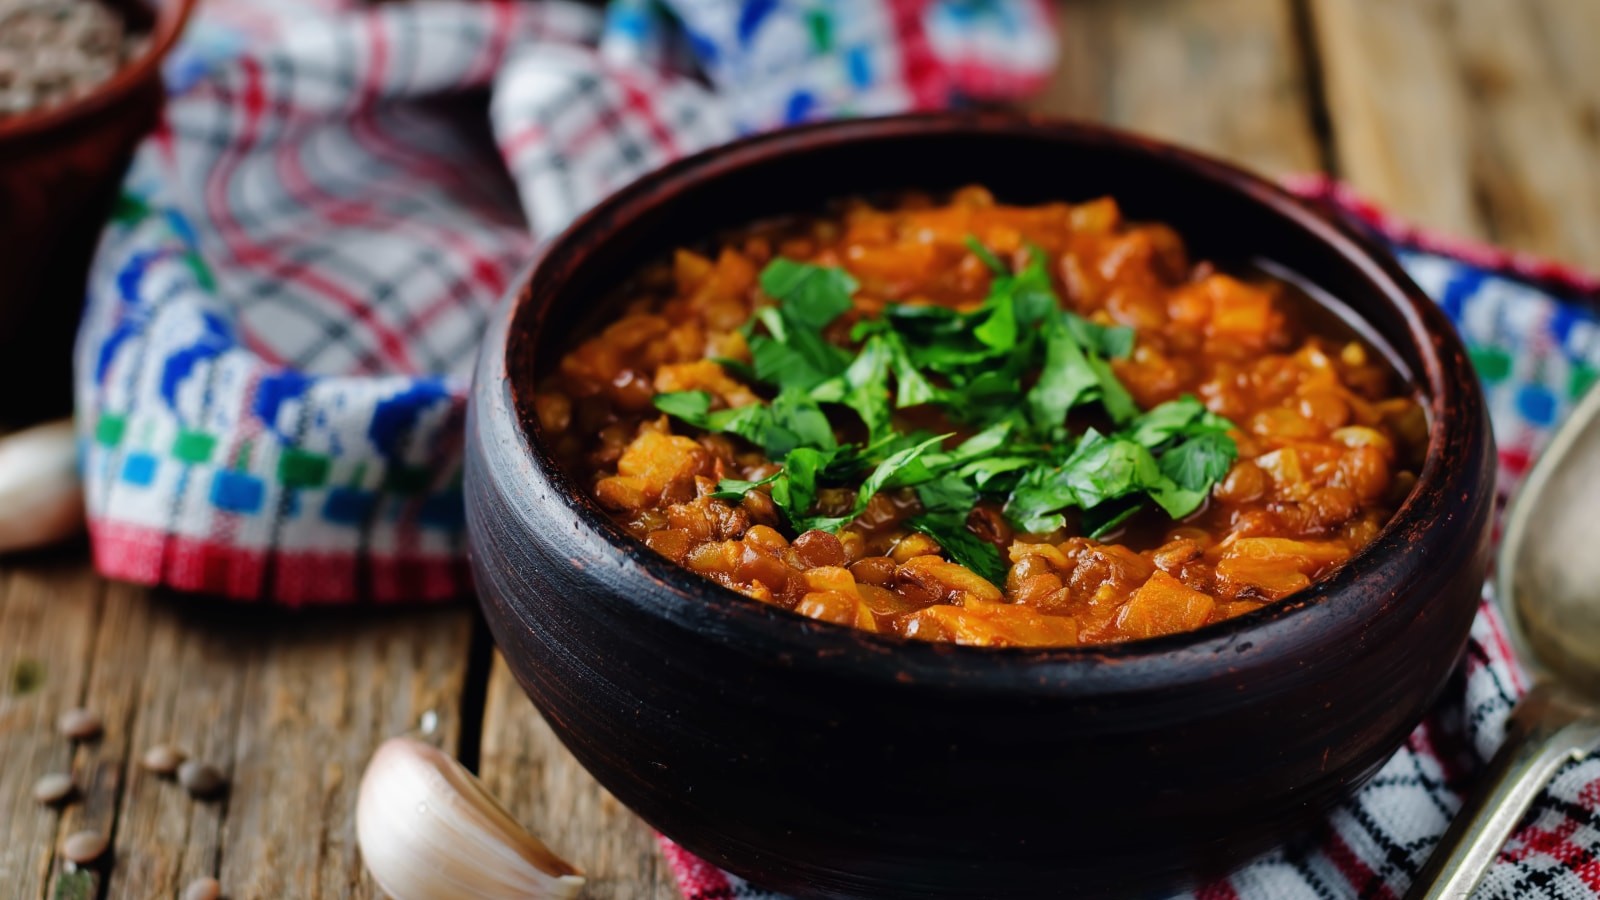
[964,235,1008,275]
[1057,431,1163,510]
[1087,355,1140,425]
[653,388,835,459]
[905,511,1008,585]
[653,390,713,423]
[1062,312,1135,360]
[1161,431,1237,492]
[709,471,782,502]
[759,258,857,328]
[797,434,948,533]
[1001,247,1060,327]
[770,446,839,527]
[813,334,894,444]
[748,309,852,391]
[915,472,979,514]
[973,290,1018,352]
[887,333,941,407]
[1026,315,1099,437]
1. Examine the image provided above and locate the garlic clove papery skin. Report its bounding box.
[0,420,84,554]
[357,736,585,900]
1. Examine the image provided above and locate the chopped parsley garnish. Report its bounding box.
[654,241,1240,581]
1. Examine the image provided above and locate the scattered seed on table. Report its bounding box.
[32,772,74,805]
[57,708,102,740]
[182,876,222,900]
[177,760,226,798]
[60,829,107,864]
[139,744,185,775]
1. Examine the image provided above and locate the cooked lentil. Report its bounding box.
[539,188,1425,647]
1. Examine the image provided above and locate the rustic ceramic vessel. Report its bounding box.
[466,113,1494,899]
[0,0,195,425]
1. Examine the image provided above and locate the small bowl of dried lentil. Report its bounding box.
[0,0,194,424]
[466,112,1495,898]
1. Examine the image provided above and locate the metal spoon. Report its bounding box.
[1406,383,1600,899]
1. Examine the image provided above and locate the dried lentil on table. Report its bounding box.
[31,772,74,805]
[56,707,101,740]
[139,743,185,775]
[60,829,107,865]
[177,760,226,798]
[182,876,222,900]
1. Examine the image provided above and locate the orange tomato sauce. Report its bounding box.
[534,187,1425,647]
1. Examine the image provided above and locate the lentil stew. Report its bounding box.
[535,187,1425,647]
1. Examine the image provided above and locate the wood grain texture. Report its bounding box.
[212,605,472,899]
[0,553,104,900]
[1036,0,1322,176]
[1311,0,1600,267]
[478,653,677,899]
[0,554,475,900]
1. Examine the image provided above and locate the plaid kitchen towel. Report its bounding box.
[76,0,1057,603]
[75,0,1600,896]
[659,181,1600,900]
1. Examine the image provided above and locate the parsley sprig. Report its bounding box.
[652,240,1239,585]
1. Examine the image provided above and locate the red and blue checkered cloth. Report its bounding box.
[76,0,1600,896]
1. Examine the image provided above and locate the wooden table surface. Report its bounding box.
[5,1,1600,897]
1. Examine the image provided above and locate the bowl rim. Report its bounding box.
[494,110,1484,674]
[0,0,198,143]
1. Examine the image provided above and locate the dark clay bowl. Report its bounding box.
[0,0,194,425]
[466,113,1494,899]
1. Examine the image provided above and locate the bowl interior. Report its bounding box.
[505,114,1455,665]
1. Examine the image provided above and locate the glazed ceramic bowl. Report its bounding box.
[0,0,195,425]
[466,113,1494,899]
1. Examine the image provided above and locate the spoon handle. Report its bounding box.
[1405,681,1600,900]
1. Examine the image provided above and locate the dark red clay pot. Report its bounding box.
[466,113,1494,899]
[0,0,195,425]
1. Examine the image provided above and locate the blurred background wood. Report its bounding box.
[4,0,1599,896]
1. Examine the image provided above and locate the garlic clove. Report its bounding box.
[356,736,585,900]
[0,419,84,554]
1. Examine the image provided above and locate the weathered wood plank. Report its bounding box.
[99,588,248,899]
[478,653,676,899]
[1310,0,1600,267]
[0,552,476,900]
[1037,0,1323,176]
[216,605,473,899]
[0,554,104,900]
[45,580,153,899]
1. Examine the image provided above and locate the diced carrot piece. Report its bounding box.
[803,566,856,594]
[795,591,876,631]
[902,602,1078,647]
[1205,276,1277,347]
[653,360,760,408]
[674,249,715,295]
[615,429,710,498]
[899,555,1002,604]
[1115,571,1215,640]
